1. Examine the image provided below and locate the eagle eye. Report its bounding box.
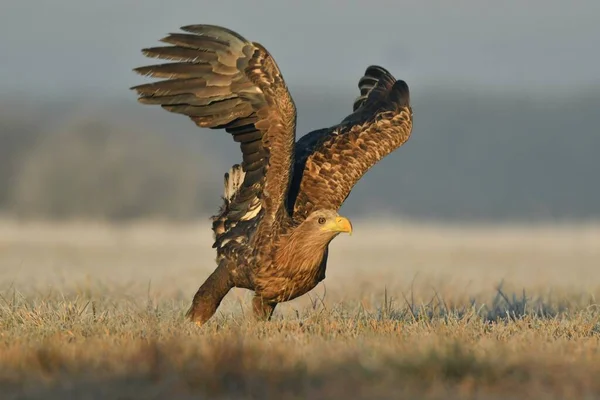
[318,217,326,224]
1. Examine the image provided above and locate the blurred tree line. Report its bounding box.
[1,86,599,223]
[0,99,220,221]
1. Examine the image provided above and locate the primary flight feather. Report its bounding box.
[131,24,413,325]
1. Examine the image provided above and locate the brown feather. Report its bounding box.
[141,46,219,62]
[134,62,237,79]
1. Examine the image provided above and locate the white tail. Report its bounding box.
[223,164,245,203]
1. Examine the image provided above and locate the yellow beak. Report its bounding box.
[323,216,353,235]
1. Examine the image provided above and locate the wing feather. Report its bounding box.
[288,65,413,220]
[131,24,297,251]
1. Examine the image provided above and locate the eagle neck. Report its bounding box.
[275,222,331,273]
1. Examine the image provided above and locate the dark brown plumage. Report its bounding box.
[131,24,413,325]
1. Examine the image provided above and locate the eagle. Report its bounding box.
[131,24,413,325]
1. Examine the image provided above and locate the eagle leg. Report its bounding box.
[252,295,277,321]
[185,261,233,326]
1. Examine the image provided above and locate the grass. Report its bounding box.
[0,219,599,399]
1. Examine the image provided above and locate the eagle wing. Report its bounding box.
[131,25,297,249]
[288,66,413,220]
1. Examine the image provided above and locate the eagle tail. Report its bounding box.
[211,164,246,244]
[223,164,245,203]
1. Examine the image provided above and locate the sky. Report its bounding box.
[2,0,600,98]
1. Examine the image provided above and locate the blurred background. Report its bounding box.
[1,0,599,224]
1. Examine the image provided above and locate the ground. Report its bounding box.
[0,219,599,399]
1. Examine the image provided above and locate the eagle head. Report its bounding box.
[305,209,353,237]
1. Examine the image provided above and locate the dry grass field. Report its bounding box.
[1,218,599,399]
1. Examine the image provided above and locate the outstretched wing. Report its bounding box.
[288,65,413,221]
[131,24,297,247]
